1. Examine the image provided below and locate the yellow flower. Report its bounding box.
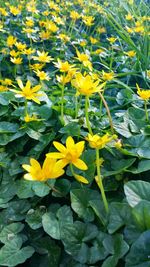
[75,50,92,70]
[54,58,76,72]
[46,136,88,170]
[29,63,45,71]
[90,37,98,44]
[102,71,114,81]
[33,51,53,63]
[0,85,9,92]
[7,35,17,47]
[10,50,20,57]
[24,113,42,122]
[34,70,50,81]
[25,18,34,27]
[86,133,114,149]
[71,73,105,96]
[125,50,136,57]
[97,27,106,34]
[39,31,51,40]
[82,15,94,26]
[79,40,87,47]
[58,34,70,43]
[125,13,133,20]
[22,157,65,181]
[136,83,150,100]
[11,79,42,104]
[9,6,21,16]
[10,57,22,64]
[70,11,80,20]
[94,48,105,54]
[107,37,117,44]
[22,48,35,55]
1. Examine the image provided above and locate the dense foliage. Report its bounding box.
[0,0,150,266]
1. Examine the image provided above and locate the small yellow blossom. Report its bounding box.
[33,51,53,63]
[58,34,70,43]
[11,79,42,104]
[125,13,133,20]
[22,157,65,181]
[7,36,17,47]
[54,58,76,72]
[24,113,41,122]
[15,42,27,51]
[34,70,50,81]
[9,6,21,16]
[107,37,117,44]
[86,133,114,149]
[10,50,20,57]
[125,50,136,57]
[10,57,23,65]
[90,37,98,44]
[30,63,45,71]
[46,136,88,171]
[70,11,80,20]
[82,15,94,26]
[136,83,150,101]
[72,73,105,96]
[102,71,114,81]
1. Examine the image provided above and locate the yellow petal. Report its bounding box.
[22,164,31,172]
[24,173,35,180]
[26,80,31,90]
[30,158,41,171]
[53,141,66,153]
[73,159,88,170]
[74,174,89,184]
[17,79,24,89]
[66,136,75,148]
[75,141,85,155]
[46,152,63,159]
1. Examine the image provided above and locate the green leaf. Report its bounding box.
[125,230,150,267]
[32,182,50,197]
[59,122,81,136]
[132,200,150,231]
[0,223,24,244]
[0,236,34,267]
[0,122,19,133]
[103,234,129,259]
[127,159,150,174]
[26,208,45,230]
[124,180,150,207]
[16,180,34,199]
[107,202,132,234]
[61,222,98,264]
[42,206,73,240]
[101,255,118,267]
[71,189,100,222]
[32,237,61,267]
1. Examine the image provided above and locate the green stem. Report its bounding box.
[70,163,75,176]
[60,83,65,125]
[96,149,109,213]
[24,100,28,116]
[45,181,62,196]
[144,101,149,122]
[98,91,114,134]
[85,96,93,135]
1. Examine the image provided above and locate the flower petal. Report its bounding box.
[73,159,88,170]
[74,174,89,184]
[46,152,63,159]
[17,79,24,89]
[66,136,74,149]
[53,141,66,153]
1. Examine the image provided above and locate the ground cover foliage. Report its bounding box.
[0,0,150,266]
